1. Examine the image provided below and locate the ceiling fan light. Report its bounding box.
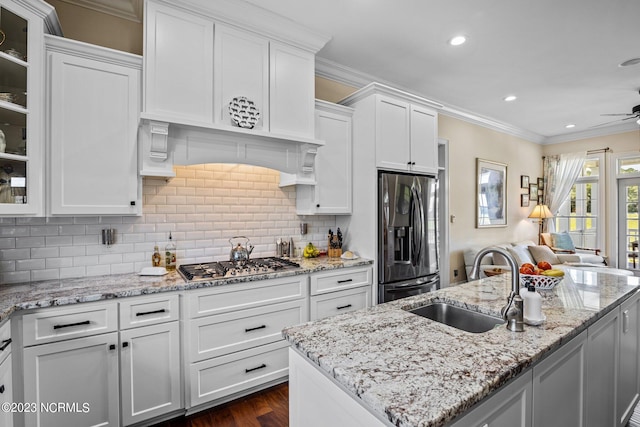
[619,58,640,67]
[636,118,640,125]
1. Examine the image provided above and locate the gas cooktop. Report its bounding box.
[178,257,301,282]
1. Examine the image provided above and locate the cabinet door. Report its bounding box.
[375,95,410,171]
[450,370,532,427]
[23,332,119,427]
[532,331,587,427]
[311,105,352,214]
[269,42,315,138]
[0,354,13,427]
[586,307,619,427]
[214,24,269,130]
[409,104,438,174]
[144,1,214,122]
[48,50,141,215]
[120,322,182,426]
[618,291,640,426]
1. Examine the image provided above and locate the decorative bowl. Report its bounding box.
[520,274,562,290]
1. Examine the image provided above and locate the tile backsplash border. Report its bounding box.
[0,164,336,284]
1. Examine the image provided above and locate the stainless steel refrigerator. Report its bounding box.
[378,171,439,303]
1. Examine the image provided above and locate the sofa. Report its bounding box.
[463,240,632,280]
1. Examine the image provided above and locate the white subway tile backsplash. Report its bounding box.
[0,164,335,284]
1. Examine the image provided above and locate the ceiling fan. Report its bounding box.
[592,91,640,128]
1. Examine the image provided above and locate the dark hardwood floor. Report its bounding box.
[150,383,289,427]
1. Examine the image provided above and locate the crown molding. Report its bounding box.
[13,0,63,35]
[44,34,142,68]
[58,0,143,23]
[542,121,640,145]
[316,57,545,144]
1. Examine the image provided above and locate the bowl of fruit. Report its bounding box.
[519,261,565,290]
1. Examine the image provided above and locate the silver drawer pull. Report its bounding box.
[245,325,267,333]
[0,338,10,352]
[136,309,166,317]
[337,304,353,310]
[337,279,353,284]
[245,363,267,373]
[53,320,90,330]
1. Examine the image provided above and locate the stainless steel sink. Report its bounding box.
[408,303,505,333]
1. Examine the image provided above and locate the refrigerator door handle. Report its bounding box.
[410,184,424,266]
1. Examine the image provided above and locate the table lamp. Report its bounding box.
[528,204,553,245]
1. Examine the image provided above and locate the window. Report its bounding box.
[554,158,601,249]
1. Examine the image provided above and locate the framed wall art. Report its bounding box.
[537,177,544,190]
[521,175,529,189]
[529,183,539,202]
[476,158,507,228]
[521,194,530,207]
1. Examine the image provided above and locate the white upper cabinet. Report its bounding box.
[140,0,330,177]
[46,36,142,215]
[284,101,353,215]
[342,83,440,175]
[0,0,61,217]
[214,24,269,130]
[270,41,315,138]
[143,1,214,124]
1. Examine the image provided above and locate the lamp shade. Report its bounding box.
[528,204,553,219]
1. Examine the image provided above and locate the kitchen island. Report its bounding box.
[283,268,640,427]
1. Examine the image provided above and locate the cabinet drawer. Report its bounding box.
[187,275,307,318]
[120,294,179,329]
[310,267,372,295]
[22,302,118,346]
[0,320,10,365]
[310,286,371,321]
[189,340,288,407]
[188,299,307,362]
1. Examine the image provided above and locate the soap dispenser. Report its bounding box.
[520,284,543,325]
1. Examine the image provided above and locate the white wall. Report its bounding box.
[0,164,334,284]
[439,115,543,282]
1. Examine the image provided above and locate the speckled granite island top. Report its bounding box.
[283,269,640,427]
[0,257,372,322]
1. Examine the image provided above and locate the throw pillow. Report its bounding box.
[507,245,535,266]
[492,252,511,267]
[527,245,561,265]
[551,232,576,252]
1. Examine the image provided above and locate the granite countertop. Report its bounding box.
[283,269,640,427]
[0,256,372,322]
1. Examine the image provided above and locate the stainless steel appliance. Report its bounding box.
[379,171,439,302]
[178,257,301,282]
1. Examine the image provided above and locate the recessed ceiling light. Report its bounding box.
[619,58,640,67]
[449,35,467,46]
[503,95,517,102]
[565,124,576,129]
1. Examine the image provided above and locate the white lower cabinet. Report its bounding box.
[309,267,373,320]
[617,290,640,427]
[119,294,182,426]
[450,370,532,427]
[586,308,620,427]
[23,331,120,427]
[21,295,182,427]
[532,330,588,427]
[185,275,308,410]
[0,320,13,427]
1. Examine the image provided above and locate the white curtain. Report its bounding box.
[543,152,586,233]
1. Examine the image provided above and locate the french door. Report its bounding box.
[618,178,640,271]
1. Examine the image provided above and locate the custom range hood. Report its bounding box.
[138,0,331,178]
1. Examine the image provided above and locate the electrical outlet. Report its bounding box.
[454,269,459,277]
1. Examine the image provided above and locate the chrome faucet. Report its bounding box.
[470,247,524,332]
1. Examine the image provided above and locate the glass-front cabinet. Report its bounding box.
[0,0,60,215]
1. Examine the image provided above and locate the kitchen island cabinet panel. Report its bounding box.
[617,290,640,426]
[531,330,587,427]
[0,353,13,427]
[120,321,181,426]
[586,307,619,427]
[23,332,120,427]
[46,36,142,215]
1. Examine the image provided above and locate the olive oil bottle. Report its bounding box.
[165,232,176,271]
